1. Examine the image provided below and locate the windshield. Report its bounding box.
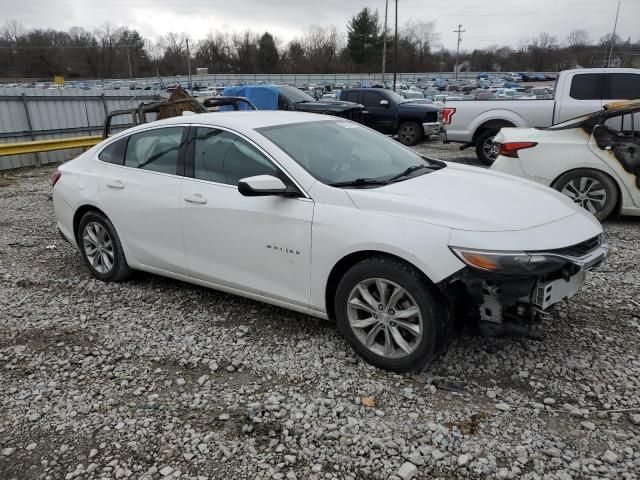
[278,85,316,103]
[258,120,441,186]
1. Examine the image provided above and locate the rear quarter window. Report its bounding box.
[569,74,603,100]
[98,137,127,165]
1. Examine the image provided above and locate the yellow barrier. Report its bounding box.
[0,136,102,157]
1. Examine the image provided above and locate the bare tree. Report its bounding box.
[230,31,258,73]
[94,23,120,78]
[567,30,591,49]
[1,20,25,45]
[158,32,189,75]
[402,20,439,58]
[301,25,341,73]
[527,32,558,71]
[195,32,232,73]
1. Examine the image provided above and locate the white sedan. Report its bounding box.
[492,101,640,220]
[52,111,608,372]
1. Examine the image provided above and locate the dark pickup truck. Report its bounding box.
[339,88,442,145]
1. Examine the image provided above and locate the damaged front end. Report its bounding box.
[440,235,609,337]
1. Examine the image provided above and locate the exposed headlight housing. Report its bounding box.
[450,247,567,275]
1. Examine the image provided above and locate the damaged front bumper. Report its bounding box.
[422,121,444,137]
[441,236,609,328]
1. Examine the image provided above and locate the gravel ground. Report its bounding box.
[1,142,639,480]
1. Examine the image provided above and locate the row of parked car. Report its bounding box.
[1,71,555,93]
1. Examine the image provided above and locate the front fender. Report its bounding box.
[309,203,464,312]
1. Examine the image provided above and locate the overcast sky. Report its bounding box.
[2,0,638,50]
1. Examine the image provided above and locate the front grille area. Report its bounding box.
[332,109,364,123]
[544,235,602,258]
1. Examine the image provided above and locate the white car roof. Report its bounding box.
[107,111,337,141]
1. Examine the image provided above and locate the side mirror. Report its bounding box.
[379,99,389,106]
[238,175,292,197]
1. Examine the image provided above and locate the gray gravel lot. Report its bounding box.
[1,142,639,480]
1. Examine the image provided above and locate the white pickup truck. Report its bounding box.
[441,68,640,164]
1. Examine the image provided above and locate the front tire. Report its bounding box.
[397,121,423,146]
[77,211,133,282]
[475,129,500,166]
[552,169,618,221]
[334,256,445,372]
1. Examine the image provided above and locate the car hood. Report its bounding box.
[397,102,440,113]
[345,163,581,232]
[294,100,363,113]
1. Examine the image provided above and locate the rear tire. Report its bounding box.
[552,169,618,221]
[475,129,500,166]
[334,256,447,372]
[77,211,133,282]
[397,121,423,146]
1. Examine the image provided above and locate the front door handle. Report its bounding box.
[183,193,207,205]
[106,180,125,189]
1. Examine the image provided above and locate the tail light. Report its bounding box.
[498,142,538,158]
[441,107,456,125]
[50,170,62,187]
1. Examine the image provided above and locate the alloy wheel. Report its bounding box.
[399,125,417,144]
[346,278,423,359]
[483,135,499,161]
[82,222,114,274]
[561,176,607,215]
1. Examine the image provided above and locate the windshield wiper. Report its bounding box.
[421,156,447,169]
[386,164,432,182]
[330,178,389,188]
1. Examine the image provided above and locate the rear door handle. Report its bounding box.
[106,180,124,189]
[183,193,207,205]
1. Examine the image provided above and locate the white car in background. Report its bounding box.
[492,101,640,220]
[52,111,608,372]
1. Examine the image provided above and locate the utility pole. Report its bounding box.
[381,0,389,85]
[453,24,465,80]
[186,38,193,93]
[607,1,621,68]
[393,0,398,92]
[126,45,133,79]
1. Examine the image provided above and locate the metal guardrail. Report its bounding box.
[0,136,101,157]
[0,90,161,170]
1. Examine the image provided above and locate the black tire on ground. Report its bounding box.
[397,121,423,146]
[77,210,133,282]
[551,169,618,221]
[334,256,448,372]
[475,128,500,166]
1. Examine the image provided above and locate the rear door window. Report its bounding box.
[343,91,360,103]
[124,127,183,174]
[605,73,640,100]
[569,74,604,100]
